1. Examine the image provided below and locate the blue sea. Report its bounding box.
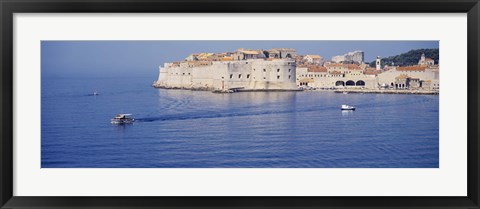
[41,76,439,168]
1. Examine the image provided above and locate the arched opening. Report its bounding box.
[335,81,345,86]
[390,82,394,86]
[286,53,292,58]
[356,80,365,86]
[346,80,355,86]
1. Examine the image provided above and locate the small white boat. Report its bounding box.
[343,91,348,94]
[111,114,135,124]
[341,105,355,111]
[93,91,99,96]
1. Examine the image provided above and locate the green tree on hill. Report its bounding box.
[369,48,439,67]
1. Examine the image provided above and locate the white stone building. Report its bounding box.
[154,49,297,91]
[377,65,439,90]
[296,64,376,89]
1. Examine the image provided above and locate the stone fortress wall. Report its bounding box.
[154,48,439,92]
[155,57,297,91]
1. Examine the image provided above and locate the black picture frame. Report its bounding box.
[1,0,479,208]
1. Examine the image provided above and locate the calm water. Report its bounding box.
[41,76,439,168]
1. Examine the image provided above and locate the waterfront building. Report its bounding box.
[156,48,439,92]
[296,53,438,91]
[296,63,376,89]
[377,56,439,90]
[154,48,297,91]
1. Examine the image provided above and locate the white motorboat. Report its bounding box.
[341,105,356,111]
[111,114,135,124]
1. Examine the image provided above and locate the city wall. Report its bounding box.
[154,59,297,91]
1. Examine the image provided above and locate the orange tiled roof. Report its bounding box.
[364,69,379,75]
[326,63,344,67]
[307,66,327,72]
[397,65,427,71]
[345,64,361,70]
[299,78,314,83]
[329,70,343,75]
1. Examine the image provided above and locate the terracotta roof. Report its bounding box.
[425,58,434,61]
[299,78,314,83]
[397,65,427,71]
[326,63,344,67]
[345,64,361,70]
[307,66,327,72]
[364,69,379,75]
[329,70,343,75]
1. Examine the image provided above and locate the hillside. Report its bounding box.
[369,48,439,67]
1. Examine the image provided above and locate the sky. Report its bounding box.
[41,41,439,78]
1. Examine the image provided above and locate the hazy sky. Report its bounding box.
[42,41,438,78]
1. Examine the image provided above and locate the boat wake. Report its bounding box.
[135,107,333,123]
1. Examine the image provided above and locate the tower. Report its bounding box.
[376,56,381,71]
[419,53,426,65]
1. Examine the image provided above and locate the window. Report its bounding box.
[230,74,233,79]
[289,75,291,79]
[277,69,280,72]
[263,77,266,80]
[277,76,280,79]
[183,73,185,75]
[239,74,242,79]
[247,74,250,79]
[288,69,291,72]
[263,69,266,72]
[188,73,191,75]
